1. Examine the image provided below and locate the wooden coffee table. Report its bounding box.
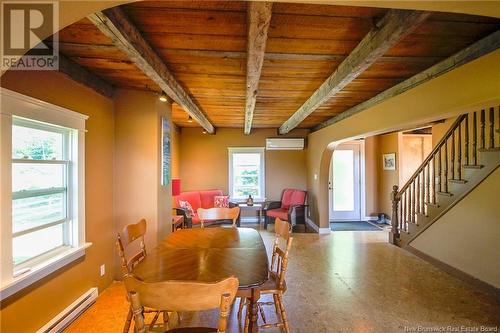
[133,227,269,332]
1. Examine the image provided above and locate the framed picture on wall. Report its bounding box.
[383,153,396,171]
[161,117,171,185]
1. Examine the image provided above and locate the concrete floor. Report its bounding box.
[66,227,500,333]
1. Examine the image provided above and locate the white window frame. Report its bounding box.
[0,88,90,301]
[228,147,266,202]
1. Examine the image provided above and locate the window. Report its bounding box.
[1,88,88,300]
[228,147,265,201]
[12,118,72,267]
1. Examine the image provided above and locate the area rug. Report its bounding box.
[330,221,383,231]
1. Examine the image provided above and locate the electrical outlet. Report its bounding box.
[100,264,105,277]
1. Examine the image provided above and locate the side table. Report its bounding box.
[239,203,263,225]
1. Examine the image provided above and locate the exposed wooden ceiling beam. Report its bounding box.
[278,9,431,134]
[312,29,500,132]
[58,53,115,98]
[88,7,215,133]
[245,2,273,135]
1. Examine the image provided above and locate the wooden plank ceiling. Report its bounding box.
[54,1,500,130]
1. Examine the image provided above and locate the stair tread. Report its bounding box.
[463,164,484,169]
[425,202,440,207]
[449,179,467,184]
[437,191,453,197]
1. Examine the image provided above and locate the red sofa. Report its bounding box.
[263,188,307,229]
[174,190,239,227]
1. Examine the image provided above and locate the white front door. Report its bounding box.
[330,143,361,221]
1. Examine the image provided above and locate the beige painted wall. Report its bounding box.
[376,133,400,217]
[432,118,456,147]
[364,136,378,217]
[306,50,500,228]
[400,134,432,185]
[179,128,308,202]
[114,89,172,258]
[0,71,115,333]
[171,124,181,179]
[411,167,500,288]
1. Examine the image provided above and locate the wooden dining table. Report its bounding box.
[132,227,269,332]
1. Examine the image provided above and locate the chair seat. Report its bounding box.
[266,208,288,221]
[259,272,286,294]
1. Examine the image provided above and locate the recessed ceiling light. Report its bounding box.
[159,91,167,102]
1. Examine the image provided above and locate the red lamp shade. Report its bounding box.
[172,178,181,196]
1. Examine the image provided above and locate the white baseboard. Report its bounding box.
[37,287,98,333]
[306,218,331,234]
[319,227,331,234]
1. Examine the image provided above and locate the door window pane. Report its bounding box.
[13,224,64,265]
[333,150,354,211]
[12,192,66,233]
[12,163,65,192]
[12,124,64,160]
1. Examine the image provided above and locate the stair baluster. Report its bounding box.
[480,109,485,149]
[465,114,469,166]
[424,159,434,210]
[416,173,420,215]
[444,140,448,193]
[432,157,436,205]
[451,130,455,180]
[437,148,442,192]
[406,188,410,229]
[473,112,478,165]
[489,107,494,149]
[457,122,462,180]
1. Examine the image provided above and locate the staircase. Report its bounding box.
[390,106,500,247]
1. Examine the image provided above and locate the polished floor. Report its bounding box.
[66,226,500,333]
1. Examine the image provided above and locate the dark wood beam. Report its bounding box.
[58,53,115,98]
[88,7,215,133]
[312,30,500,132]
[278,9,430,134]
[245,2,273,135]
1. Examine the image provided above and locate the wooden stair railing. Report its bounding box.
[390,106,499,245]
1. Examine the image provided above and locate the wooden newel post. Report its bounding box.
[390,185,400,245]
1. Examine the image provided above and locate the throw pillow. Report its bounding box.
[179,200,195,217]
[214,195,229,208]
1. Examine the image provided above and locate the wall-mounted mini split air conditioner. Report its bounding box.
[266,138,305,150]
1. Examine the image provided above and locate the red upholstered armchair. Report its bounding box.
[263,188,307,230]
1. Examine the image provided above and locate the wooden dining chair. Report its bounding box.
[117,219,164,333]
[197,207,240,228]
[239,218,293,333]
[125,276,239,333]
